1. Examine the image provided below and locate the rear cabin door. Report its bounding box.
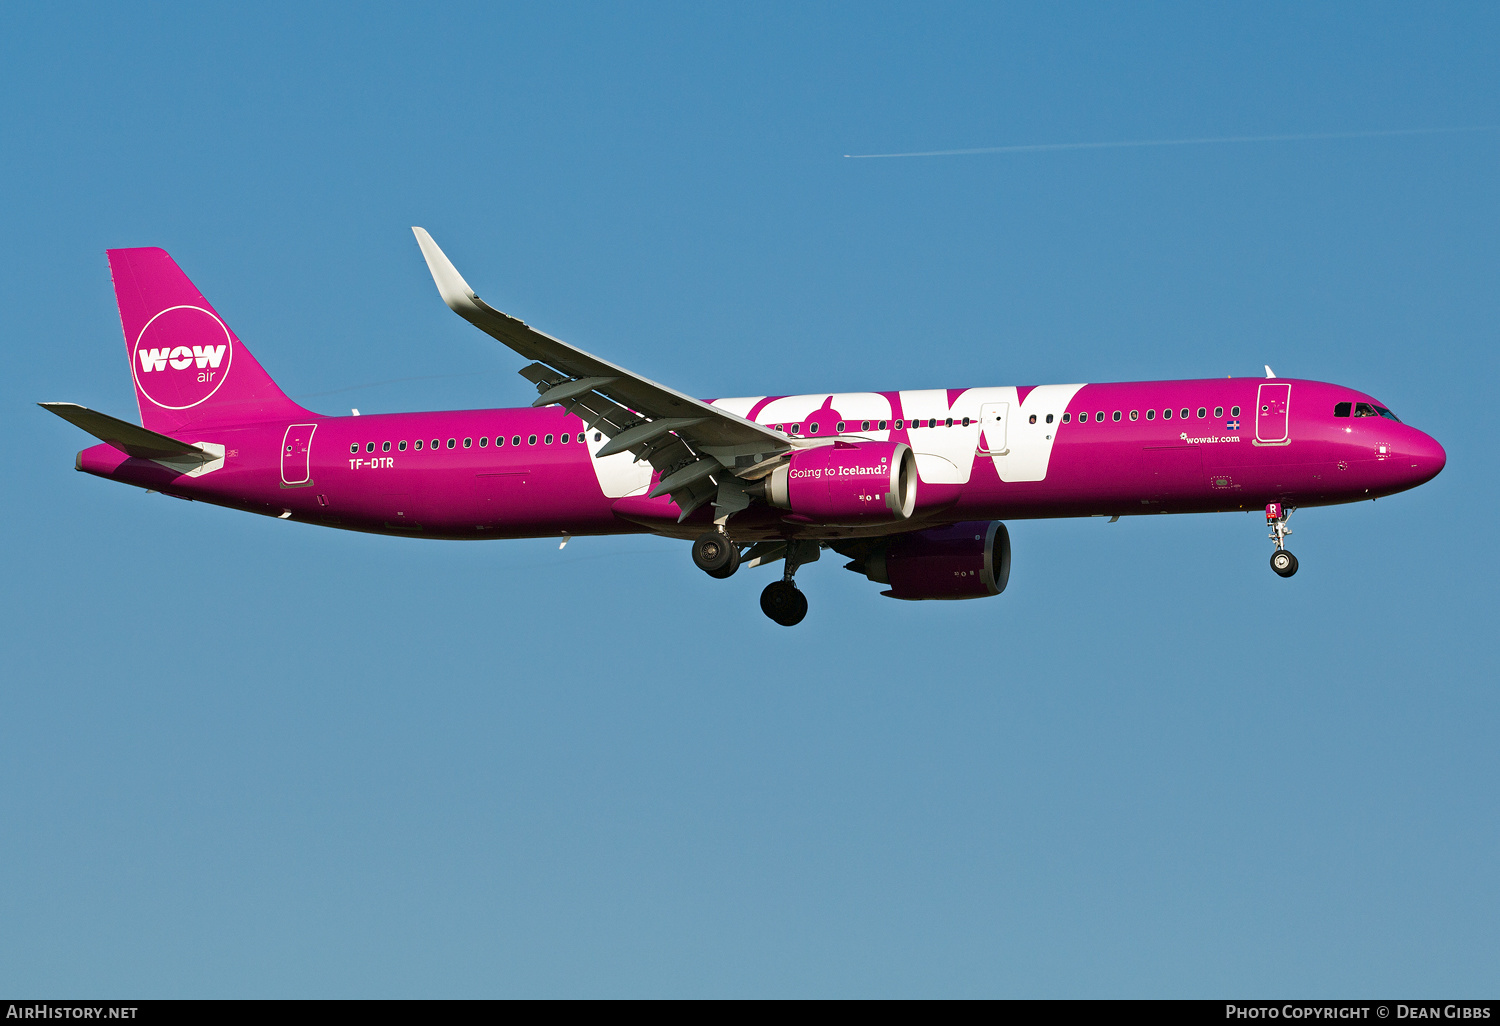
[978,402,1009,455]
[1254,384,1292,444]
[280,423,317,486]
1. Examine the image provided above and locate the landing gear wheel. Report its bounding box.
[1270,550,1299,578]
[705,545,741,579]
[760,580,808,626]
[692,531,736,576]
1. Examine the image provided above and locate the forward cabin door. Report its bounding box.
[1254,384,1292,445]
[978,402,1009,455]
[280,423,317,486]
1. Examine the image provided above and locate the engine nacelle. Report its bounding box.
[762,442,917,522]
[862,521,1011,600]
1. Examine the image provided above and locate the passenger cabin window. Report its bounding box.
[1045,414,1054,424]
[382,441,391,452]
[945,418,953,428]
[1095,412,1104,423]
[809,424,819,434]
[349,443,358,454]
[879,420,888,429]
[1062,413,1071,424]
[528,434,537,445]
[479,436,487,447]
[1335,402,1352,418]
[895,420,903,429]
[861,421,871,431]
[1112,411,1121,422]
[431,439,440,450]
[836,421,845,433]
[463,437,472,448]
[1180,408,1190,419]
[399,441,407,451]
[366,442,375,453]
[1162,408,1172,420]
[415,440,423,450]
[562,433,570,443]
[1129,410,1138,421]
[515,436,523,446]
[545,434,554,445]
[494,436,503,446]
[1146,410,1156,420]
[1197,407,1207,419]
[1214,407,1224,418]
[1029,414,1037,425]
[447,438,456,449]
[1232,406,1241,417]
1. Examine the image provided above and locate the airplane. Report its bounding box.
[41,230,1447,626]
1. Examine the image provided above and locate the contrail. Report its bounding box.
[292,371,501,399]
[843,126,1497,159]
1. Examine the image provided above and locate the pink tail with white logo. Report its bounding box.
[108,247,310,433]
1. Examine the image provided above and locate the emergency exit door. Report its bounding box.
[281,423,317,486]
[1255,384,1291,445]
[978,403,1009,455]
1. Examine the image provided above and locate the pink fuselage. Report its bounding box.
[76,378,1447,542]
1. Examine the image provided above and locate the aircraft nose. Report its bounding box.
[1403,430,1447,484]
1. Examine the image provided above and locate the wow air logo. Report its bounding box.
[130,305,233,409]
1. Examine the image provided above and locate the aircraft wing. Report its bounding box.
[413,228,791,520]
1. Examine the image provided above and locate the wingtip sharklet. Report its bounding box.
[411,227,481,312]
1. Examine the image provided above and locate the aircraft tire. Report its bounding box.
[760,580,808,626]
[1270,550,1299,578]
[706,545,741,579]
[692,531,735,575]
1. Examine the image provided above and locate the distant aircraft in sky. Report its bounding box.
[42,231,1446,625]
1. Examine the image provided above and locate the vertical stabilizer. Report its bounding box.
[108,247,310,433]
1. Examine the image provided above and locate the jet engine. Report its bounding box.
[759,441,917,522]
[850,520,1011,600]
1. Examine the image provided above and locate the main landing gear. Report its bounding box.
[1266,502,1298,578]
[760,542,815,627]
[692,530,740,579]
[692,529,814,626]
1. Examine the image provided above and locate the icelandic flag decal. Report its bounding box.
[1226,418,1241,430]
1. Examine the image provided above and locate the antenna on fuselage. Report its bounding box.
[1264,365,1276,378]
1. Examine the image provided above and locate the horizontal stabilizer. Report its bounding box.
[39,403,210,461]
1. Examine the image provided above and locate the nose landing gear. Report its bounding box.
[1266,503,1298,578]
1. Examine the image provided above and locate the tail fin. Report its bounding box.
[108,247,310,433]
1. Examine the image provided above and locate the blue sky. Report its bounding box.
[2,3,1496,997]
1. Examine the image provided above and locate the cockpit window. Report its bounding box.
[1353,402,1381,418]
[1376,406,1402,423]
[1334,402,1352,418]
